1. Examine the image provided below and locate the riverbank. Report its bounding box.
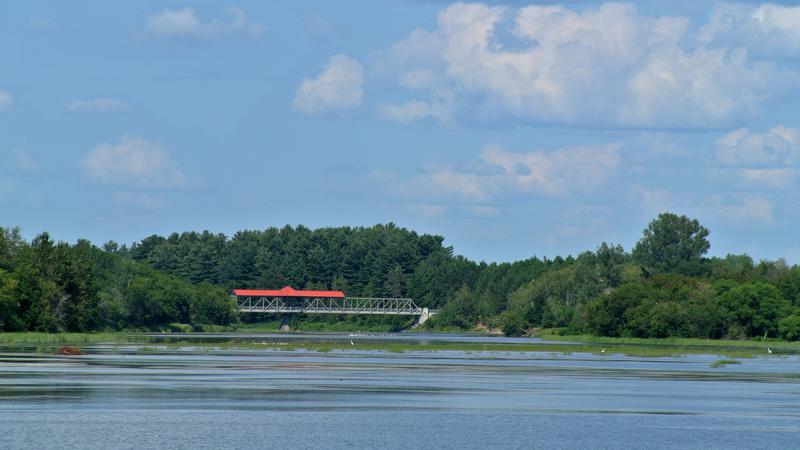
[1,330,797,359]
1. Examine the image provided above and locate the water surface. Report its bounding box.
[1,334,798,449]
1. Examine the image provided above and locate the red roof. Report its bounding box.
[233,286,345,298]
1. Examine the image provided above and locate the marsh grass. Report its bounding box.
[1,329,796,359]
[534,330,799,353]
[710,359,742,368]
[139,338,779,358]
[0,332,132,345]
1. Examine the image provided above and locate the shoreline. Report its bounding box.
[0,330,797,359]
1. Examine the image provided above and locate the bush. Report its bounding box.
[499,310,526,337]
[168,323,193,333]
[778,314,800,341]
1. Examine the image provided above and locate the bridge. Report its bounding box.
[233,286,436,328]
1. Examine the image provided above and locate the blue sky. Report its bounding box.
[1,1,799,263]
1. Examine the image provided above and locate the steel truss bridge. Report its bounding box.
[235,295,433,318]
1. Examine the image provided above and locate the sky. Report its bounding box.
[1,1,800,263]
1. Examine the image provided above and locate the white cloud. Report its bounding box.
[736,168,794,189]
[714,126,798,189]
[378,99,450,123]
[372,3,797,128]
[468,205,499,217]
[702,193,774,223]
[0,90,11,110]
[630,185,678,214]
[412,204,448,218]
[294,54,364,115]
[80,135,186,188]
[145,6,262,42]
[67,97,127,112]
[2,149,40,175]
[482,144,621,197]
[700,3,800,58]
[10,150,40,175]
[547,205,611,245]
[716,126,799,166]
[377,143,621,201]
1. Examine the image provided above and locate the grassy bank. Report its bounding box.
[0,332,134,345]
[142,336,793,358]
[1,329,797,358]
[533,330,800,351]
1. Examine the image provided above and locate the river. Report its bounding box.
[0,333,798,449]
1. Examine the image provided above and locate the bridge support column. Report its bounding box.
[415,308,431,327]
[280,313,293,332]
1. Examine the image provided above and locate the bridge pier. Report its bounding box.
[280,313,293,332]
[414,308,434,328]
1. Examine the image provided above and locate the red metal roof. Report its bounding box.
[233,286,345,298]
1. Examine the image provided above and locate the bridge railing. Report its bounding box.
[235,296,427,315]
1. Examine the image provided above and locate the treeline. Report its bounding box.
[0,228,236,332]
[1,214,799,339]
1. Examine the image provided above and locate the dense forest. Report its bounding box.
[1,213,799,340]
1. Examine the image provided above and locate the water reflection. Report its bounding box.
[0,335,798,449]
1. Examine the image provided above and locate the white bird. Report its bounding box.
[350,340,355,346]
[601,348,606,353]
[767,347,772,354]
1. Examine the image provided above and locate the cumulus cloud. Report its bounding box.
[630,186,774,224]
[0,90,11,110]
[372,2,797,128]
[294,54,364,115]
[700,3,800,58]
[714,126,798,188]
[67,97,127,112]
[80,135,186,188]
[630,185,678,214]
[377,143,621,201]
[716,126,799,166]
[145,6,262,42]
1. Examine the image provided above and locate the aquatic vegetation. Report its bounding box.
[1,330,797,359]
[710,359,742,368]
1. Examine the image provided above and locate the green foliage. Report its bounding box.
[778,314,800,341]
[596,242,625,288]
[716,282,790,337]
[438,286,478,329]
[0,212,797,341]
[0,227,236,332]
[633,213,710,276]
[499,310,526,336]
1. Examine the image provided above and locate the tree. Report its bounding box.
[438,285,477,329]
[633,213,710,276]
[596,242,626,288]
[383,266,406,298]
[779,314,800,341]
[716,282,791,337]
[0,270,20,331]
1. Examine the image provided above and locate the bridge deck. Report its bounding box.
[236,296,431,316]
